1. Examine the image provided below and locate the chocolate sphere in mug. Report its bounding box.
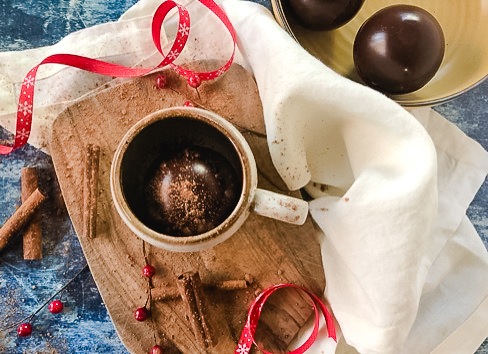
[353,5,445,94]
[287,0,365,31]
[144,146,241,237]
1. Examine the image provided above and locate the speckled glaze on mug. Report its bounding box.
[110,107,309,252]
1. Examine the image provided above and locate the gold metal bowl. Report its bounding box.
[271,0,488,107]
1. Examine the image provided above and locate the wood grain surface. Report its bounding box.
[49,62,326,353]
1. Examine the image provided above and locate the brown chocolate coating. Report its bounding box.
[287,0,365,31]
[353,5,445,94]
[144,146,241,236]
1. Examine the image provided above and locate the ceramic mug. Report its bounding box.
[110,107,308,252]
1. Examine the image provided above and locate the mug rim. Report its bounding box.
[110,107,257,252]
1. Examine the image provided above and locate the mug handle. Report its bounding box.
[252,188,309,225]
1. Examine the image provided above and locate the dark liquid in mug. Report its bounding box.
[143,145,241,236]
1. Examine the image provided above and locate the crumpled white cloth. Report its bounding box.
[1,1,487,353]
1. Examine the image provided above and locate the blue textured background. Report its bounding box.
[0,0,486,353]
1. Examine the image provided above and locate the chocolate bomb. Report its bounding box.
[143,146,241,237]
[353,5,445,94]
[287,0,365,31]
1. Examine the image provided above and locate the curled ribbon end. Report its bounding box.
[0,145,15,155]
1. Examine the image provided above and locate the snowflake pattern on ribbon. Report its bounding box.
[22,75,35,88]
[18,101,33,116]
[235,342,249,354]
[178,24,190,36]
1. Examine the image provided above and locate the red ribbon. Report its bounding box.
[235,284,337,354]
[0,0,236,155]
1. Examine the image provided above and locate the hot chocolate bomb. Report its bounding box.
[287,0,365,31]
[353,5,445,94]
[144,146,241,237]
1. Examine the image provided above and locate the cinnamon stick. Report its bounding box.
[207,279,248,290]
[152,277,250,301]
[0,188,46,251]
[176,272,215,350]
[151,287,180,301]
[21,167,42,260]
[83,144,100,239]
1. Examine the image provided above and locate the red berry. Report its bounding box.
[187,74,201,88]
[151,345,164,354]
[156,75,167,89]
[48,299,64,314]
[142,264,156,278]
[134,307,149,321]
[17,323,32,337]
[183,101,194,107]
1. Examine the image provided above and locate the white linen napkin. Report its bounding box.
[0,1,487,353]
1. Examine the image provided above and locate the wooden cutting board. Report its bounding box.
[49,62,326,353]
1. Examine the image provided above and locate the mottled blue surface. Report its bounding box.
[0,0,486,353]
